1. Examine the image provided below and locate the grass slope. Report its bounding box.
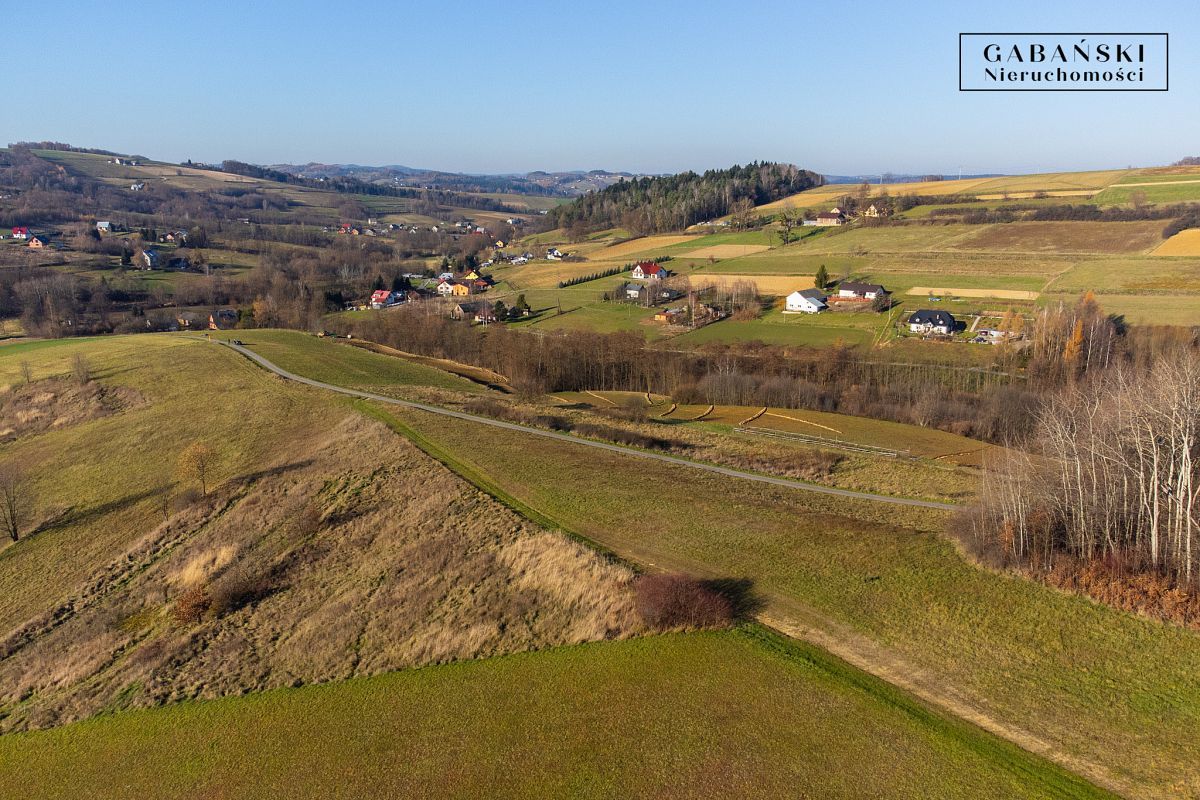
[0,628,1109,800]
[383,404,1200,799]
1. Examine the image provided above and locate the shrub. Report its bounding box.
[209,567,270,617]
[634,573,734,631]
[171,584,211,624]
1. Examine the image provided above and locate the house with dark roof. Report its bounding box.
[814,210,845,226]
[27,235,49,249]
[837,281,887,300]
[450,302,480,321]
[785,288,828,314]
[908,309,957,335]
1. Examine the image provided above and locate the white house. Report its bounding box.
[631,261,668,281]
[837,281,887,300]
[784,289,828,314]
[546,247,564,260]
[96,221,112,233]
[908,309,956,335]
[130,182,145,191]
[436,280,456,296]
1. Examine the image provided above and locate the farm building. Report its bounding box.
[863,204,889,218]
[837,281,887,300]
[654,308,686,324]
[785,289,828,314]
[631,261,669,281]
[450,302,479,321]
[908,309,957,335]
[815,210,845,226]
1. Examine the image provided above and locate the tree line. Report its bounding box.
[546,163,822,236]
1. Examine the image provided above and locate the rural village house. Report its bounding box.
[11,226,29,240]
[908,309,956,335]
[370,289,405,309]
[450,302,479,321]
[815,209,845,226]
[631,261,668,281]
[837,281,887,300]
[785,288,828,314]
[27,235,49,249]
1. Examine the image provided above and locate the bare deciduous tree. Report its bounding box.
[0,464,32,543]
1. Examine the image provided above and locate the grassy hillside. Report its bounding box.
[0,335,639,732]
[378,401,1200,799]
[0,628,1109,800]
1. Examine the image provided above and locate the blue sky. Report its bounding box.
[3,0,1196,175]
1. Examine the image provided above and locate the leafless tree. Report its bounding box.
[0,464,32,543]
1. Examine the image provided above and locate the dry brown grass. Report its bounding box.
[0,378,143,441]
[1151,229,1200,256]
[587,235,697,260]
[953,221,1166,255]
[681,244,771,259]
[0,415,639,732]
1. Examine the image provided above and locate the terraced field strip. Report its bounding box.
[1151,229,1200,256]
[737,426,910,458]
[692,273,814,294]
[681,244,771,259]
[907,287,1040,300]
[762,410,842,434]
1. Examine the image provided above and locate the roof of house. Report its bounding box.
[794,288,827,300]
[839,281,886,294]
[454,302,480,313]
[816,212,843,220]
[371,289,392,301]
[635,261,664,274]
[12,226,28,234]
[909,309,956,327]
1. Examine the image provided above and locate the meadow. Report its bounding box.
[385,402,1200,799]
[0,628,1107,800]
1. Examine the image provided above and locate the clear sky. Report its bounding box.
[3,0,1196,175]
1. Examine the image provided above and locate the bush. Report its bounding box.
[634,573,734,631]
[209,567,270,617]
[171,584,211,624]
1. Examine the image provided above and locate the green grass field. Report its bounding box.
[206,329,481,393]
[0,628,1107,800]
[672,308,883,347]
[379,401,1200,799]
[1093,182,1200,205]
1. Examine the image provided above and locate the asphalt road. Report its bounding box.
[222,340,959,512]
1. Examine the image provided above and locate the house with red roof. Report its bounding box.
[11,226,29,240]
[631,261,669,281]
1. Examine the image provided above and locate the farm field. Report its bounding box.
[388,403,1200,799]
[953,221,1166,254]
[680,243,771,258]
[1152,229,1200,256]
[906,286,1039,300]
[582,234,697,261]
[0,629,1105,800]
[1093,182,1200,205]
[759,169,1136,213]
[1046,256,1200,294]
[1040,293,1200,326]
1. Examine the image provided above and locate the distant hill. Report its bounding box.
[269,163,650,197]
[822,173,1004,184]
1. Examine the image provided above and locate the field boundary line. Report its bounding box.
[763,411,841,434]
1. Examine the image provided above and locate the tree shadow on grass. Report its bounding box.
[700,577,766,620]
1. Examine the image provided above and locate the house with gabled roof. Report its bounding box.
[837,281,887,300]
[908,309,957,335]
[785,288,827,314]
[631,261,668,281]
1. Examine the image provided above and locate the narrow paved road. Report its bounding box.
[222,340,958,512]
